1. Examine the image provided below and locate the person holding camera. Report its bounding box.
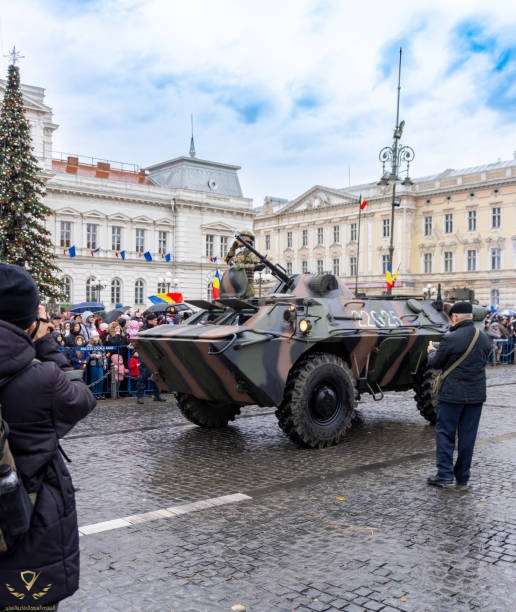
[426,301,491,490]
[0,263,96,610]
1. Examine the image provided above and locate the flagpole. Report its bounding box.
[355,204,362,297]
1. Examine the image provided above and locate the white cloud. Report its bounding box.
[2,0,516,204]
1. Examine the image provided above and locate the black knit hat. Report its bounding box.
[0,262,40,329]
[449,301,473,315]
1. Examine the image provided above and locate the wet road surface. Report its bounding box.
[56,366,515,611]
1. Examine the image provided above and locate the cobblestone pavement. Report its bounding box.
[54,366,516,611]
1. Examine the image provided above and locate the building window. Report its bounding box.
[333,225,340,244]
[381,254,390,274]
[382,219,390,239]
[467,249,477,272]
[444,251,453,272]
[86,223,98,250]
[265,234,271,250]
[61,276,71,301]
[60,221,71,248]
[134,279,145,305]
[350,256,357,277]
[135,229,145,254]
[350,223,357,242]
[317,259,324,274]
[444,213,453,234]
[220,236,228,259]
[424,253,432,274]
[111,279,121,305]
[286,262,293,275]
[490,247,501,270]
[332,258,340,276]
[302,229,308,247]
[112,226,121,251]
[287,232,293,248]
[205,234,214,258]
[158,231,168,256]
[491,207,501,229]
[302,260,308,273]
[467,210,477,232]
[490,288,500,306]
[423,216,432,237]
[317,228,324,245]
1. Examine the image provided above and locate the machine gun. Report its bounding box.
[235,233,294,291]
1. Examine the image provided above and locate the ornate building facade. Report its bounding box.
[254,161,516,307]
[1,80,254,308]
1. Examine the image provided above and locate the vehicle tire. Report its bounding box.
[413,365,438,425]
[276,353,357,448]
[177,394,241,428]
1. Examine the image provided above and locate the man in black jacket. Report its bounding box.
[426,301,491,489]
[0,263,96,610]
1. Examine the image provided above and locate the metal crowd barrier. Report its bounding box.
[59,345,158,398]
[488,337,514,364]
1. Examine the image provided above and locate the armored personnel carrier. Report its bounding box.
[133,236,485,448]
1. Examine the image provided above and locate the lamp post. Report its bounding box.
[377,48,415,295]
[423,283,436,300]
[90,277,105,302]
[253,270,272,297]
[158,272,172,293]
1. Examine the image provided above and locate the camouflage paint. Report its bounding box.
[134,274,454,408]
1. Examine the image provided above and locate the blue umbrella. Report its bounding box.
[496,309,516,317]
[70,301,105,314]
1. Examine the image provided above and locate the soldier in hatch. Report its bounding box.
[225,230,264,298]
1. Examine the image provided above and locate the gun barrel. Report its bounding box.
[235,233,292,288]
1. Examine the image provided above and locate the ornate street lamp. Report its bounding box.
[253,269,272,298]
[378,48,415,294]
[90,276,105,302]
[158,272,172,293]
[423,283,436,300]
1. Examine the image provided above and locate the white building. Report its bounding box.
[1,80,255,308]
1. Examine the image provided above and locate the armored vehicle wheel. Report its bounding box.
[276,353,356,448]
[413,366,438,425]
[177,394,241,428]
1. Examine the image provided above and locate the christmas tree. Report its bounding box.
[0,48,64,300]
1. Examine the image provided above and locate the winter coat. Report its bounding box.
[427,319,491,404]
[110,354,127,381]
[0,321,96,606]
[129,355,140,378]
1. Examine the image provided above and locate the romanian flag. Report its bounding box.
[212,269,221,299]
[148,293,175,304]
[386,263,399,291]
[359,194,367,210]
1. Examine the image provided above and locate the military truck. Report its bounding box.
[133,236,486,448]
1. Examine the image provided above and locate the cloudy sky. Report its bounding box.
[2,0,516,205]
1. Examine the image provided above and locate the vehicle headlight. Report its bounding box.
[298,319,312,334]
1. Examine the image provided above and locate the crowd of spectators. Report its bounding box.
[482,312,516,364]
[47,309,176,399]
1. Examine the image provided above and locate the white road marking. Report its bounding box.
[78,493,251,536]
